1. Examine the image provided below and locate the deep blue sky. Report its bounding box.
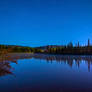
[0,0,92,47]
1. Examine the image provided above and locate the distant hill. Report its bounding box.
[35,45,65,50]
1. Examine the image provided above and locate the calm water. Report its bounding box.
[0,53,92,92]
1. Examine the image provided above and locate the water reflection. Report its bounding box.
[32,54,92,72]
[0,53,92,77]
[0,53,33,77]
[0,55,18,76]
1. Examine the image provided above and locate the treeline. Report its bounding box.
[45,42,92,55]
[0,45,43,54]
[46,46,92,55]
[1,39,92,55]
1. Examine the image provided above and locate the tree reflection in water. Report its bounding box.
[0,53,92,77]
[32,54,92,72]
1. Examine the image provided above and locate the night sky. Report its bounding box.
[0,0,92,47]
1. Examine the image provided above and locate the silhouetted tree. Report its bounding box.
[67,42,73,48]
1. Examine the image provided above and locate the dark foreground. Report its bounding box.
[0,53,92,92]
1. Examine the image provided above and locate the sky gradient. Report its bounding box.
[0,0,92,47]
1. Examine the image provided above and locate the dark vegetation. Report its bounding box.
[36,39,92,55]
[0,39,92,55]
[46,45,92,55]
[0,45,43,54]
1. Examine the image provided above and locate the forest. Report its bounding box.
[0,39,92,55]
